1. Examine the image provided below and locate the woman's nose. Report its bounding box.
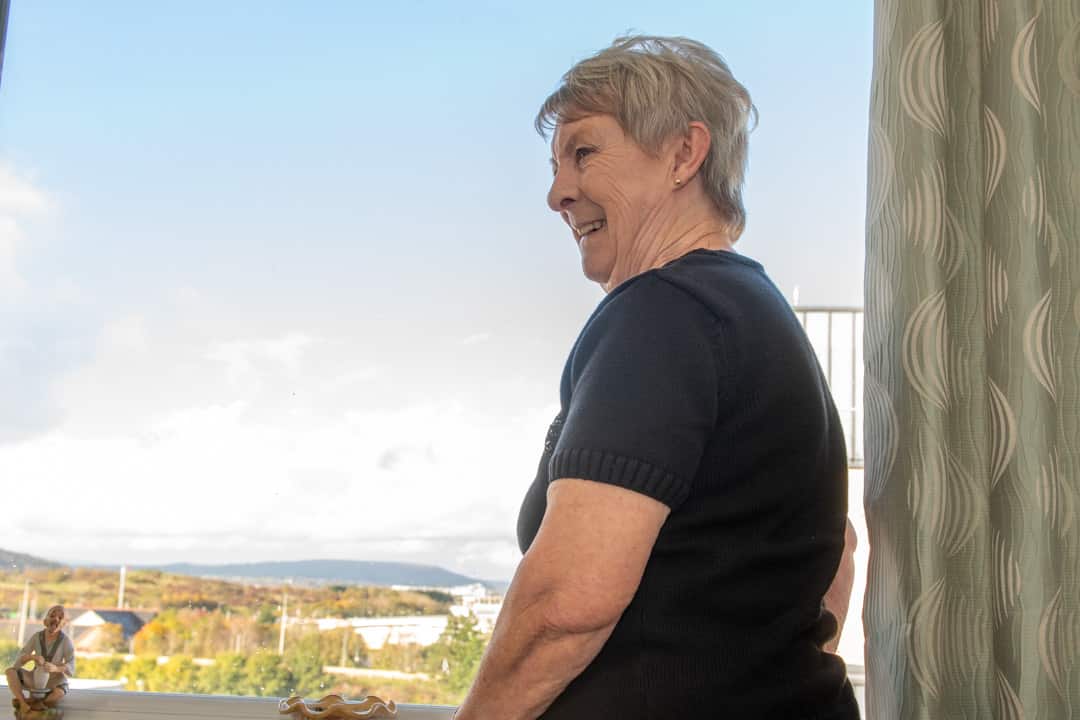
[547,168,577,213]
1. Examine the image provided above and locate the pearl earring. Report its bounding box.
[674,178,682,185]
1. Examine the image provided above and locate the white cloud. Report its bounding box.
[207,333,317,375]
[461,332,491,346]
[0,398,553,580]
[318,368,379,394]
[0,217,22,291]
[2,311,559,581]
[0,166,85,443]
[0,165,52,297]
[101,315,151,354]
[0,166,50,214]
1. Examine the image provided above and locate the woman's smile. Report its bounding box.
[572,218,607,247]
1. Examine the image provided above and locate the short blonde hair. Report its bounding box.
[536,35,757,235]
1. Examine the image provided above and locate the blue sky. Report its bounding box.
[0,0,872,590]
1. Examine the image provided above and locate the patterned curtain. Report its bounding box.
[864,1,1080,718]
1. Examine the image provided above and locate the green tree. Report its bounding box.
[243,650,294,697]
[133,609,190,655]
[78,655,125,680]
[255,604,277,626]
[122,656,160,691]
[301,627,367,668]
[284,631,330,698]
[0,641,18,668]
[435,613,486,696]
[368,642,425,673]
[155,655,200,693]
[417,590,454,605]
[198,652,247,695]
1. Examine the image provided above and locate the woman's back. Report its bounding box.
[520,249,856,718]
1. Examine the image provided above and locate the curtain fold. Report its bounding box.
[865,0,1080,717]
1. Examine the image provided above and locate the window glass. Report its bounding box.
[0,1,872,705]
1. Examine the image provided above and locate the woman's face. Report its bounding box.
[547,114,673,289]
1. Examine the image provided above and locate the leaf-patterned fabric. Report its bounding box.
[865,1,1080,718]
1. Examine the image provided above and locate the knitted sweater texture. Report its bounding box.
[517,249,858,719]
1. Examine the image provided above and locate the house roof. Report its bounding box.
[70,609,156,639]
[94,611,146,638]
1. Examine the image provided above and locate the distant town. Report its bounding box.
[1,549,502,705]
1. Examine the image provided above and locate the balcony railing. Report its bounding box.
[793,306,864,469]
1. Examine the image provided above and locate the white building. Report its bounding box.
[310,583,505,648]
[314,615,450,650]
[450,600,502,634]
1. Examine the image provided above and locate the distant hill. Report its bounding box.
[0,548,62,572]
[146,559,490,590]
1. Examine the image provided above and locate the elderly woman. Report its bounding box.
[454,36,858,720]
[5,605,75,716]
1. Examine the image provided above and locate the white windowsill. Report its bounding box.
[1,685,455,720]
[4,672,864,718]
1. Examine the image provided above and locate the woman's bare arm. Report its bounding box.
[454,479,669,720]
[823,518,857,654]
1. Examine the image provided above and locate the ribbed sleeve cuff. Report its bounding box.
[549,448,690,509]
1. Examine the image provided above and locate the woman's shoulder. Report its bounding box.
[657,249,793,322]
[614,251,756,310]
[589,269,722,340]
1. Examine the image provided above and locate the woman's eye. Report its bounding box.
[575,147,594,163]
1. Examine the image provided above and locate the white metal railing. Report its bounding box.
[793,306,864,468]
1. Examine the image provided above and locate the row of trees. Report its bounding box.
[1,614,488,705]
[0,568,453,619]
[129,607,284,658]
[83,603,460,663]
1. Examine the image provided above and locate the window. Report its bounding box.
[0,2,872,709]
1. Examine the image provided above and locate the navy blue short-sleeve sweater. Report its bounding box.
[517,249,858,719]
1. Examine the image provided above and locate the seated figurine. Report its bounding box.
[5,605,74,719]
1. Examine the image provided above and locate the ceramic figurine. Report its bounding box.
[279,693,397,719]
[5,606,74,720]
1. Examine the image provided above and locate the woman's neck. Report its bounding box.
[651,220,734,267]
[604,193,735,293]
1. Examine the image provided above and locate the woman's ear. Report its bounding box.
[671,121,712,185]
